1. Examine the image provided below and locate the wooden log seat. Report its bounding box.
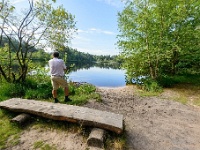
[0,98,124,134]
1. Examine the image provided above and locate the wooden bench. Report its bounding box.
[0,98,124,134]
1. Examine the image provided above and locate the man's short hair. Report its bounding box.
[53,51,59,58]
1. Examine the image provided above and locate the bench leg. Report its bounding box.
[87,128,106,149]
[11,113,31,126]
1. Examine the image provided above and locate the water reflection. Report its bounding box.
[66,61,121,72]
[31,61,126,87]
[68,66,126,87]
[67,62,126,87]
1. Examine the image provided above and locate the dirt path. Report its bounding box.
[84,86,200,150]
[6,85,200,150]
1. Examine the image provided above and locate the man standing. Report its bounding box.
[49,51,71,103]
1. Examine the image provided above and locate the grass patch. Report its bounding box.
[0,82,24,101]
[169,84,200,105]
[33,140,57,150]
[173,96,188,105]
[0,77,101,105]
[193,99,200,106]
[135,89,161,97]
[105,132,126,150]
[134,74,200,106]
[67,83,101,105]
[0,110,22,149]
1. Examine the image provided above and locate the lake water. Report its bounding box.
[68,67,126,87]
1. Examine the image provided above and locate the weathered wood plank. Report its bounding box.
[0,98,124,134]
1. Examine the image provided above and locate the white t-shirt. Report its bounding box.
[49,58,66,76]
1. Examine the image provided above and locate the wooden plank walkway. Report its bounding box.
[0,98,124,134]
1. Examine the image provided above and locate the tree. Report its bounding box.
[117,0,200,81]
[0,0,76,83]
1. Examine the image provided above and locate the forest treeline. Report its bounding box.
[32,46,120,65]
[0,37,119,63]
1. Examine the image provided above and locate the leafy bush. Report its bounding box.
[157,75,178,88]
[74,84,96,95]
[23,77,52,99]
[157,74,200,87]
[68,83,100,105]
[141,78,162,92]
[0,82,25,101]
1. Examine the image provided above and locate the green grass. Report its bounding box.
[0,110,22,149]
[105,132,127,150]
[66,82,101,105]
[193,99,200,106]
[173,95,188,105]
[0,75,102,149]
[0,76,101,105]
[33,141,57,150]
[169,84,200,105]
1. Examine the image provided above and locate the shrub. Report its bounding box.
[20,77,51,99]
[141,78,162,92]
[74,84,96,95]
[157,75,178,88]
[0,82,25,101]
[157,74,200,87]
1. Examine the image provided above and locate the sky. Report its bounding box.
[11,0,125,56]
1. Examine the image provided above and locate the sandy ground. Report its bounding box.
[6,85,200,150]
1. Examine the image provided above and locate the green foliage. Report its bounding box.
[31,49,51,61]
[23,76,52,99]
[157,74,200,87]
[118,0,200,81]
[141,78,162,92]
[74,84,96,95]
[69,83,101,105]
[0,82,25,101]
[157,75,179,88]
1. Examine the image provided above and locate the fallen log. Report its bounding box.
[0,98,124,134]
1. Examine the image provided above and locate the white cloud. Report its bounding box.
[78,28,116,35]
[11,0,40,5]
[72,47,118,56]
[11,0,26,4]
[90,28,116,35]
[96,0,124,8]
[77,28,116,35]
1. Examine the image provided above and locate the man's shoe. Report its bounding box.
[64,97,72,103]
[54,98,59,103]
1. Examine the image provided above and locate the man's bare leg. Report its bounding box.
[52,90,59,103]
[64,86,72,102]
